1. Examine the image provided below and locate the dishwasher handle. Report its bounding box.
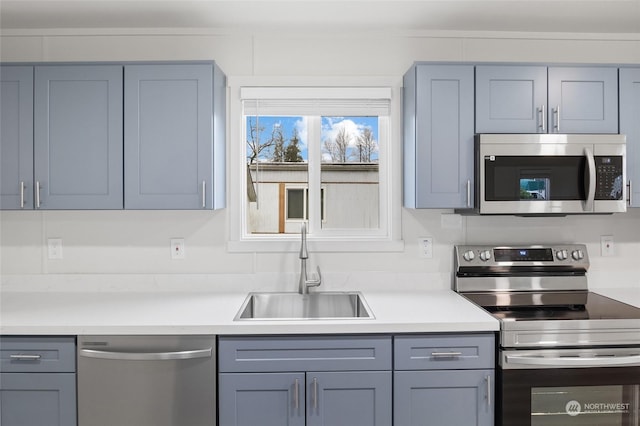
[79,347,212,361]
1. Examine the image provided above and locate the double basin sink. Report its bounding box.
[235,291,373,320]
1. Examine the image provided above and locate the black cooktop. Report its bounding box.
[463,291,640,322]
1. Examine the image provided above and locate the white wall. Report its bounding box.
[2,29,640,290]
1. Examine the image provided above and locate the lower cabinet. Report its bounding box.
[218,335,392,426]
[393,333,495,426]
[0,336,77,426]
[219,371,391,426]
[218,333,495,426]
[394,369,494,426]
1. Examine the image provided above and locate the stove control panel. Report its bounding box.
[455,244,589,268]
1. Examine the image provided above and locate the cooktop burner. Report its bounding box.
[466,292,640,322]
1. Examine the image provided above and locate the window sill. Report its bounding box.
[227,238,405,253]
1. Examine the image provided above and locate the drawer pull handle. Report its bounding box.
[10,354,42,361]
[431,351,462,358]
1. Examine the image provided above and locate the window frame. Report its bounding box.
[227,76,403,253]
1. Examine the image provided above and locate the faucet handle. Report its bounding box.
[306,266,322,288]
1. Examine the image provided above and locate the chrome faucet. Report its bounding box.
[298,222,321,294]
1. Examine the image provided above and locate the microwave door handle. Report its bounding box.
[583,147,596,211]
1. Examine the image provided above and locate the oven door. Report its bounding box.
[498,349,640,426]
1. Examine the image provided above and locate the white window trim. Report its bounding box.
[227,76,404,253]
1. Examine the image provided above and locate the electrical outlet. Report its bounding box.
[419,237,433,258]
[601,235,614,257]
[47,238,63,259]
[170,238,185,260]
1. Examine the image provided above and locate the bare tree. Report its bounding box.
[270,124,286,162]
[334,127,351,162]
[356,127,377,162]
[322,127,354,163]
[246,117,271,164]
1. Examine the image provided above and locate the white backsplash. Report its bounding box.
[2,208,639,292]
[1,29,640,292]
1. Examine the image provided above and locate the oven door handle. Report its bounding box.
[505,353,640,368]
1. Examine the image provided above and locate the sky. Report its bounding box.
[247,115,378,162]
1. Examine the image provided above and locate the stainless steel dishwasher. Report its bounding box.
[78,335,216,426]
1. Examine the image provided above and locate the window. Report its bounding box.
[229,82,402,252]
[285,186,325,222]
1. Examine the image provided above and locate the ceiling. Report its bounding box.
[1,0,639,34]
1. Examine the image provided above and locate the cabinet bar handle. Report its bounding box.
[202,180,206,208]
[36,181,41,208]
[313,377,318,411]
[628,180,632,206]
[486,375,491,407]
[553,105,560,132]
[294,378,299,410]
[10,354,42,361]
[539,105,546,132]
[431,351,462,358]
[20,181,25,209]
[466,180,471,208]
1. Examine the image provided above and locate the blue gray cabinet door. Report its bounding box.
[0,373,76,426]
[125,64,224,209]
[404,64,475,208]
[620,68,640,207]
[394,369,494,426]
[34,65,123,209]
[475,65,547,133]
[1,66,33,210]
[218,372,305,426]
[548,67,618,134]
[306,371,391,426]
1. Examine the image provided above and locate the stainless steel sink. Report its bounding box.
[234,291,374,320]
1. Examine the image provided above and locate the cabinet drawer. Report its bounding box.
[0,336,76,373]
[394,334,494,370]
[219,335,392,372]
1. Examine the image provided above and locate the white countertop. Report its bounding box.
[594,287,640,308]
[0,289,499,335]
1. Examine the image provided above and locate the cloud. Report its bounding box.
[321,118,370,146]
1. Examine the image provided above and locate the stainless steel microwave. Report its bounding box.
[474,134,626,215]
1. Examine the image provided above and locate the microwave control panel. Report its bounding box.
[595,156,623,200]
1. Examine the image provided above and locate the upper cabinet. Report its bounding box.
[620,68,640,207]
[34,65,124,209]
[476,65,618,134]
[124,63,226,209]
[1,66,34,210]
[0,61,226,211]
[475,65,547,133]
[403,64,475,209]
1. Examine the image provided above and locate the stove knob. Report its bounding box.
[463,250,475,262]
[556,249,568,260]
[479,250,492,262]
[572,249,584,260]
